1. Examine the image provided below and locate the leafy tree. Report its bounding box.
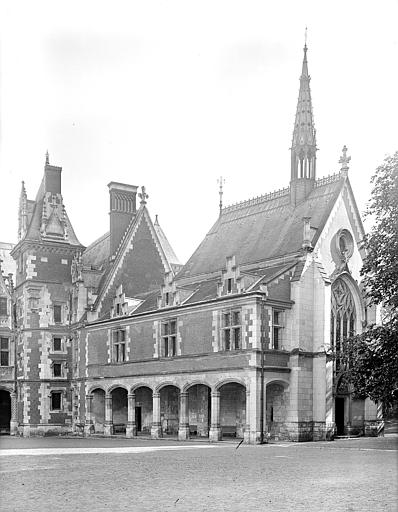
[345,152,398,410]
[360,151,398,315]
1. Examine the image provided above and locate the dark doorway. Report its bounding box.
[135,406,142,432]
[335,397,345,435]
[0,390,11,434]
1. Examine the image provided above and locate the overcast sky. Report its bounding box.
[1,1,397,263]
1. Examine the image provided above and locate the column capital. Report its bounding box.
[152,392,160,399]
[211,390,220,398]
[128,392,136,399]
[85,394,93,400]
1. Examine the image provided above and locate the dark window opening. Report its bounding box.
[53,305,62,324]
[0,337,9,366]
[227,278,232,293]
[53,363,62,377]
[0,297,8,316]
[51,392,62,410]
[53,337,62,351]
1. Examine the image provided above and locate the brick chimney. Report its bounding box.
[108,182,138,257]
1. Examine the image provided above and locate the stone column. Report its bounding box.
[246,374,262,444]
[104,393,113,436]
[126,392,137,438]
[209,390,222,442]
[178,392,189,440]
[84,394,94,435]
[10,392,18,436]
[151,392,162,438]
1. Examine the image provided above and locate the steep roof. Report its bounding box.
[22,176,82,247]
[178,173,345,279]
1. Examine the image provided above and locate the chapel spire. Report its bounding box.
[290,40,317,205]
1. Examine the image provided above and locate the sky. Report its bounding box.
[1,0,397,263]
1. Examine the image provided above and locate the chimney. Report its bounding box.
[108,182,138,257]
[44,153,62,195]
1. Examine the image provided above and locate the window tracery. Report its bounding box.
[330,278,356,369]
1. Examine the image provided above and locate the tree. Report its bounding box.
[345,152,398,411]
[360,151,398,315]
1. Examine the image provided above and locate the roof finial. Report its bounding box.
[304,27,308,49]
[217,176,225,216]
[139,185,149,205]
[339,145,351,176]
[45,150,49,165]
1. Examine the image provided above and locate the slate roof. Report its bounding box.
[178,174,345,279]
[82,232,110,269]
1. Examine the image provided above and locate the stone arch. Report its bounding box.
[130,382,154,394]
[134,385,153,434]
[155,381,181,393]
[0,385,13,393]
[107,383,129,394]
[186,383,212,438]
[159,384,180,435]
[265,378,290,389]
[218,381,246,438]
[215,378,247,392]
[183,380,212,393]
[87,385,106,395]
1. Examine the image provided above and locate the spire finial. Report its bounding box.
[139,186,149,205]
[304,27,308,49]
[339,145,351,175]
[45,150,49,165]
[217,176,225,215]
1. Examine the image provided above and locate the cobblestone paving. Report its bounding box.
[0,435,397,512]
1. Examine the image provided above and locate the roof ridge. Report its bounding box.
[84,231,110,254]
[222,186,290,214]
[315,172,342,188]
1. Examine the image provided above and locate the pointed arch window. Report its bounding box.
[330,279,356,369]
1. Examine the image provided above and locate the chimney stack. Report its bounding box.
[108,182,138,257]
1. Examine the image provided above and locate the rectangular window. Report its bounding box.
[53,363,62,377]
[161,319,177,357]
[272,310,283,350]
[51,391,62,410]
[53,305,62,324]
[0,337,9,366]
[227,278,232,293]
[112,329,126,362]
[53,337,62,351]
[222,310,241,350]
[0,297,8,316]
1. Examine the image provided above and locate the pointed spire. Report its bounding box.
[45,150,49,165]
[290,39,317,205]
[18,180,28,241]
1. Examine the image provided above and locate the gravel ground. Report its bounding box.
[0,435,397,512]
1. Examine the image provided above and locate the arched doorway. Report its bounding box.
[187,384,211,437]
[134,386,153,434]
[0,390,11,434]
[219,382,246,438]
[111,387,128,434]
[160,385,180,436]
[91,388,105,433]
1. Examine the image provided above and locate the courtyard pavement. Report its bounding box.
[0,435,397,512]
